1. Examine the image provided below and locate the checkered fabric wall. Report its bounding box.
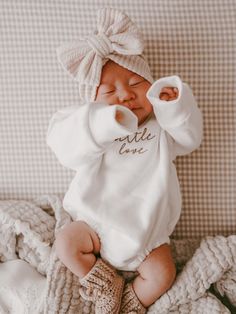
[0,0,235,239]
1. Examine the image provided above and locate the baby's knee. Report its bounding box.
[55,224,76,261]
[55,222,83,259]
[145,260,176,301]
[157,261,176,290]
[55,221,100,261]
[152,252,176,289]
[139,245,176,292]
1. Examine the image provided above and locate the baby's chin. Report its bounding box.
[133,109,152,126]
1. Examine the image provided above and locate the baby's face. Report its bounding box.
[95,60,153,126]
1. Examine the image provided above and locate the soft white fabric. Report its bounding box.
[0,196,235,313]
[0,260,46,314]
[57,7,154,102]
[46,75,203,271]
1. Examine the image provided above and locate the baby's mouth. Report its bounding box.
[127,102,141,110]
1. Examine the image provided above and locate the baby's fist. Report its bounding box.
[159,87,179,101]
[115,110,124,123]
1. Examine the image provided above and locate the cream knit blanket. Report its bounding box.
[0,195,235,314]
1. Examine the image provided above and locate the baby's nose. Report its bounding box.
[118,88,135,103]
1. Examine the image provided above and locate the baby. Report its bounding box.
[47,7,203,314]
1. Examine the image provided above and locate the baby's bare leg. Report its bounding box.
[55,221,101,278]
[133,244,176,308]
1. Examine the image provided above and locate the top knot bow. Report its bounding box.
[57,7,144,87]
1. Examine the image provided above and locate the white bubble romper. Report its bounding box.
[47,76,203,271]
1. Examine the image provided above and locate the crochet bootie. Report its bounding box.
[120,282,146,314]
[79,258,125,314]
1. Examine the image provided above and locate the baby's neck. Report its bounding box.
[138,111,154,127]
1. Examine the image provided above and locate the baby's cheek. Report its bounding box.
[95,94,110,103]
[143,97,153,113]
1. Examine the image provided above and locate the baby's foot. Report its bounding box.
[79,258,125,314]
[120,282,146,314]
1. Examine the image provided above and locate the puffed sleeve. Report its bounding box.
[46,102,138,170]
[146,75,203,159]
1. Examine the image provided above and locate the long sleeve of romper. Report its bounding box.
[46,102,138,171]
[146,75,203,159]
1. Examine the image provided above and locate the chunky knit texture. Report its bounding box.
[0,195,235,313]
[79,258,124,314]
[148,235,236,314]
[57,7,154,102]
[120,282,146,314]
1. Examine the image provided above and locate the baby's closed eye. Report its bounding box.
[103,89,115,94]
[129,79,146,86]
[99,85,115,94]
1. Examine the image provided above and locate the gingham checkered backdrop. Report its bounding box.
[0,0,235,239]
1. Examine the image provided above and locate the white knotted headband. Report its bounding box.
[57,7,154,102]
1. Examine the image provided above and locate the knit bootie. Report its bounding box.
[79,258,125,314]
[120,282,146,314]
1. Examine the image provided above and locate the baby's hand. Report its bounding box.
[115,110,124,123]
[159,87,179,101]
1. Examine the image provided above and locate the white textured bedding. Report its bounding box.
[0,195,236,314]
[0,260,45,314]
[1,0,236,240]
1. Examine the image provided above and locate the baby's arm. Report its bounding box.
[46,102,138,170]
[147,76,203,158]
